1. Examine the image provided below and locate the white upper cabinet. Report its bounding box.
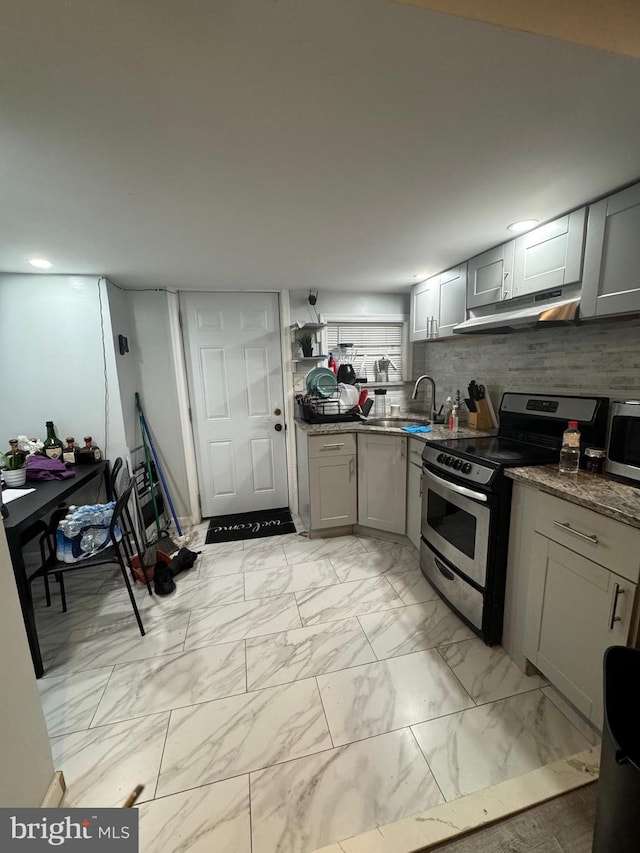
[410,265,466,341]
[436,264,467,338]
[467,242,514,309]
[581,183,640,318]
[511,208,586,298]
[410,276,440,342]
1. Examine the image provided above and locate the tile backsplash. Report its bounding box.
[413,317,640,419]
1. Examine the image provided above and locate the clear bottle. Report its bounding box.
[373,389,387,417]
[559,420,581,473]
[43,421,64,460]
[444,396,453,426]
[63,437,77,465]
[449,402,459,431]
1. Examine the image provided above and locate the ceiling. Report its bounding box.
[1,0,640,293]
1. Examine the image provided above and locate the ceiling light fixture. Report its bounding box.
[507,219,539,234]
[28,258,53,269]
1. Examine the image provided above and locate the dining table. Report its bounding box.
[2,460,110,677]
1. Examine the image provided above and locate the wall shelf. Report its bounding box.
[293,355,329,362]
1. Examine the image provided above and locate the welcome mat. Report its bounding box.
[205,507,297,544]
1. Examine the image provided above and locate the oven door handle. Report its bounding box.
[423,467,488,503]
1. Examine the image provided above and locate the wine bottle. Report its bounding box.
[78,436,102,464]
[43,421,64,460]
[63,437,77,465]
[87,436,102,462]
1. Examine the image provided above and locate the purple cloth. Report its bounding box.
[25,454,75,481]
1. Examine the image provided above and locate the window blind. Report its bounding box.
[325,322,404,383]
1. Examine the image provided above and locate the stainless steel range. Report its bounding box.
[420,392,609,645]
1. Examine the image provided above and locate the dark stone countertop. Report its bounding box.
[506,465,640,529]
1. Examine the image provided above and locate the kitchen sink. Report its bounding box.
[364,418,430,428]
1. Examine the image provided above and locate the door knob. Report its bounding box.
[274,408,282,416]
[274,423,283,432]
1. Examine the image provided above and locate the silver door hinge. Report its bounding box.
[188,407,192,422]
[178,310,183,328]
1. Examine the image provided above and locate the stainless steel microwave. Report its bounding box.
[606,401,640,484]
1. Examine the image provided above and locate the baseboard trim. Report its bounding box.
[334,747,600,853]
[40,771,66,808]
[353,525,412,547]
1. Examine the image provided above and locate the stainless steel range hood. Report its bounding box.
[453,294,580,335]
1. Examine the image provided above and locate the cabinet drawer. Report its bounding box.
[535,492,640,583]
[408,438,424,467]
[308,433,356,459]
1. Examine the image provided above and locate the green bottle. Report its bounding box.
[43,421,64,460]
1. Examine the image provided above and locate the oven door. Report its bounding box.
[421,465,491,588]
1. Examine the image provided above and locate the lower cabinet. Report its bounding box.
[296,428,358,533]
[308,453,357,529]
[523,495,639,728]
[357,433,407,534]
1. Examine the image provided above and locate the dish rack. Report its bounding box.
[296,390,362,423]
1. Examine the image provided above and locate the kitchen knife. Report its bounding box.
[468,381,478,400]
[465,398,477,412]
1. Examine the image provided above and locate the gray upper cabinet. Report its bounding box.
[410,277,440,342]
[581,183,640,318]
[437,263,467,337]
[410,265,466,341]
[511,208,586,298]
[467,242,514,309]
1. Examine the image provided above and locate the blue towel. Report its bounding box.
[401,424,432,433]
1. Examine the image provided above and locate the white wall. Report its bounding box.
[114,290,191,521]
[106,282,143,455]
[290,289,410,325]
[0,525,54,806]
[0,274,127,463]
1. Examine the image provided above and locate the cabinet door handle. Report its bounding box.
[349,457,355,481]
[419,474,423,497]
[400,441,406,460]
[321,443,344,450]
[552,520,598,544]
[608,583,624,630]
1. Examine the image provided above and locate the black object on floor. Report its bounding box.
[169,547,200,578]
[205,507,296,544]
[153,562,176,596]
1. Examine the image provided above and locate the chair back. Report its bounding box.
[109,479,136,556]
[110,457,123,499]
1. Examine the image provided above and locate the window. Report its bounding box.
[323,318,409,384]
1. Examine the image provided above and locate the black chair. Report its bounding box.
[29,480,146,636]
[109,458,153,597]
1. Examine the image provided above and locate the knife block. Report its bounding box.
[467,399,493,430]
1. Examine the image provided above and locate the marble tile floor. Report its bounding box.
[33,520,600,853]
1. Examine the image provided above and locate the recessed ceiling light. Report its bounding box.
[507,219,539,234]
[27,258,54,269]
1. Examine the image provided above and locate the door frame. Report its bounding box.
[174,290,295,523]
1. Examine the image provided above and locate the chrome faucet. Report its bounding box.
[411,375,437,420]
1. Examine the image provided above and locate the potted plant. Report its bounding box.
[296,331,314,357]
[1,445,27,487]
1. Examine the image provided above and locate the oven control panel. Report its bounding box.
[421,445,495,486]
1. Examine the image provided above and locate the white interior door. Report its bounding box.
[181,292,288,517]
